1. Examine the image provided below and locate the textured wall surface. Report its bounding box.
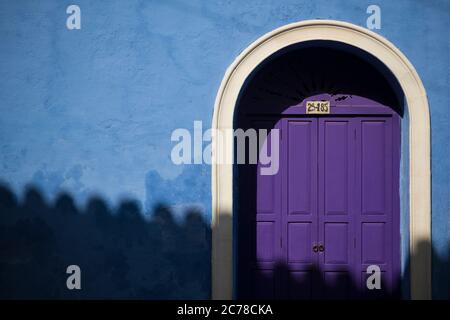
[0,0,449,298]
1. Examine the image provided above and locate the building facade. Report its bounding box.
[0,0,448,299]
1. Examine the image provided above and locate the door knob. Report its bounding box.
[313,244,319,252]
[319,244,325,252]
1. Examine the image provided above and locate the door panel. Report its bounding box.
[256,221,276,262]
[237,118,283,299]
[287,222,313,264]
[287,120,316,216]
[355,117,398,297]
[282,119,318,299]
[252,269,275,299]
[361,120,389,215]
[318,118,355,298]
[322,271,352,299]
[324,222,349,265]
[323,120,351,216]
[361,222,386,264]
[252,120,283,298]
[288,271,313,299]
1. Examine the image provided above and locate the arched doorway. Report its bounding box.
[212,20,431,300]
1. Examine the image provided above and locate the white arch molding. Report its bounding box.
[211,20,431,300]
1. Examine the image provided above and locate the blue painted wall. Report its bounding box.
[0,0,449,299]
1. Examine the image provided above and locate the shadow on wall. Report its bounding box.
[234,151,450,299]
[430,241,450,299]
[0,184,211,299]
[233,123,450,300]
[240,238,450,300]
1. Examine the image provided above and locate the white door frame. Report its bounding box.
[211,20,431,300]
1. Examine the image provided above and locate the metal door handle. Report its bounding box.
[313,244,319,252]
[319,244,325,252]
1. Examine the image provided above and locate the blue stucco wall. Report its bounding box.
[0,0,449,299]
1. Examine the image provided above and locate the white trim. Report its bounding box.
[211,20,431,300]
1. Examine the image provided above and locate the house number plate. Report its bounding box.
[306,101,330,114]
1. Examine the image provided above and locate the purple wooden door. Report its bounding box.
[240,111,400,299]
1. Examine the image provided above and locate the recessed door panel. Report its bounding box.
[361,121,387,215]
[252,269,275,299]
[324,121,349,215]
[287,121,315,215]
[324,222,349,265]
[256,221,276,262]
[288,222,313,264]
[323,271,352,299]
[288,271,313,299]
[361,222,386,265]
